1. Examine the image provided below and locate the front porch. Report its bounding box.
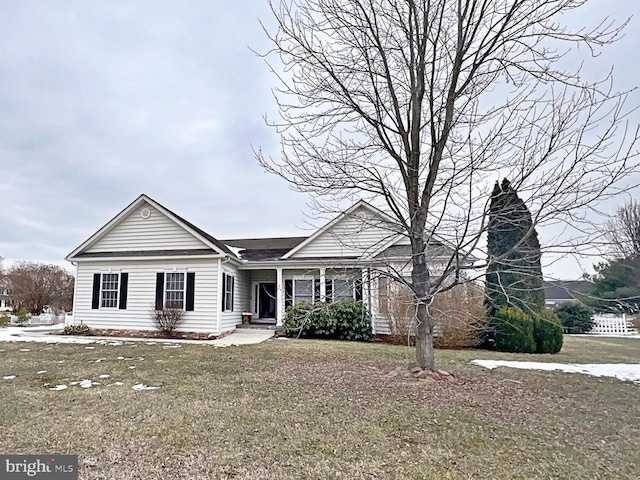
[239,266,372,327]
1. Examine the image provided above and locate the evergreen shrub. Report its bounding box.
[533,309,563,354]
[555,303,594,334]
[493,305,536,353]
[282,300,371,341]
[329,300,372,341]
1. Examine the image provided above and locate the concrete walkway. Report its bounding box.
[0,325,275,346]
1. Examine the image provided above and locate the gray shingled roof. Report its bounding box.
[222,237,307,261]
[543,280,593,301]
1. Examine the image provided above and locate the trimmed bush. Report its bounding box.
[555,303,594,334]
[329,300,372,341]
[493,305,536,353]
[282,300,371,341]
[533,309,563,354]
[0,314,9,327]
[151,305,186,337]
[16,308,30,326]
[282,301,330,338]
[63,323,91,335]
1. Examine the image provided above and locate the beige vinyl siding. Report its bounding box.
[291,207,397,259]
[73,258,219,333]
[220,267,248,332]
[86,203,209,252]
[235,270,251,314]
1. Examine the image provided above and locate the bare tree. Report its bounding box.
[604,200,640,259]
[6,261,74,315]
[257,0,639,369]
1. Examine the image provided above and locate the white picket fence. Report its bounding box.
[590,313,636,335]
[7,313,66,326]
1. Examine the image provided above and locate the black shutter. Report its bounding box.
[91,273,100,309]
[186,272,195,311]
[222,273,227,311]
[155,272,164,310]
[118,273,128,309]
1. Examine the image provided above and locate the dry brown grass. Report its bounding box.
[0,336,638,479]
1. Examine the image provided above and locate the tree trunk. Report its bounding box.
[411,235,435,370]
[415,300,435,370]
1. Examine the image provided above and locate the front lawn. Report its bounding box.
[0,336,638,479]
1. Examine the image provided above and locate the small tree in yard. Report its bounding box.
[151,303,186,337]
[555,303,594,334]
[7,261,74,314]
[486,179,545,316]
[258,0,639,370]
[604,200,640,260]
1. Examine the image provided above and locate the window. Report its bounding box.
[222,273,235,311]
[284,276,362,306]
[165,272,185,309]
[100,273,119,308]
[333,278,353,303]
[294,279,314,304]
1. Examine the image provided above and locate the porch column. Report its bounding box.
[363,268,375,331]
[319,267,326,301]
[276,267,284,326]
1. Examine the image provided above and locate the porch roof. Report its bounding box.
[222,237,307,261]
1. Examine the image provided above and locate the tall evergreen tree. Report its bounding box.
[486,179,544,314]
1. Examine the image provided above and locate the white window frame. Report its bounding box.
[223,272,235,312]
[165,272,186,309]
[292,276,315,305]
[100,273,119,309]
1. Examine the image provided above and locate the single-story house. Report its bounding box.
[66,194,455,336]
[543,280,593,308]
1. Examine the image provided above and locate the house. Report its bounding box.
[66,194,455,336]
[0,282,11,312]
[543,280,593,308]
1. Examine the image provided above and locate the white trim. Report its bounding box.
[163,271,186,310]
[216,258,222,334]
[276,268,284,326]
[99,272,120,309]
[319,268,326,301]
[73,254,225,262]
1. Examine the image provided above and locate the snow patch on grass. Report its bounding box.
[132,383,160,391]
[472,360,640,384]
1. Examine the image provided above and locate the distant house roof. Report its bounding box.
[544,280,593,302]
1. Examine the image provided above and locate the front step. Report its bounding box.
[236,323,279,331]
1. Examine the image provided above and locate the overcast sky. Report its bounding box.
[1,1,639,280]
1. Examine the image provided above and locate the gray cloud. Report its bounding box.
[0,1,638,279]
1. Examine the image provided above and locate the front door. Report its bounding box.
[258,283,277,319]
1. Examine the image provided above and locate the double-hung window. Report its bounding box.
[284,276,362,308]
[165,272,185,309]
[100,273,119,308]
[222,273,235,311]
[333,278,353,303]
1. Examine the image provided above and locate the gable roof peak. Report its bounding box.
[66,193,233,260]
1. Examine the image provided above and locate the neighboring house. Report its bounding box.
[543,280,593,308]
[0,279,12,312]
[66,194,457,336]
